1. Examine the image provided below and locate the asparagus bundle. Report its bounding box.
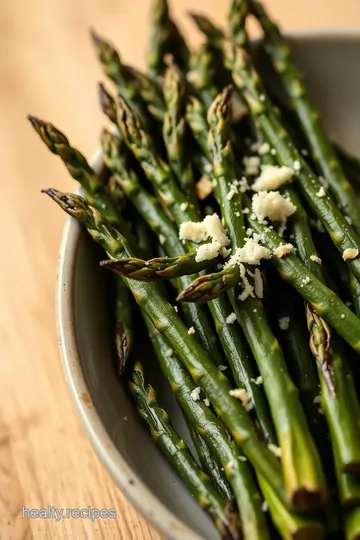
[34,0,360,537]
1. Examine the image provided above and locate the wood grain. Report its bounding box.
[1,0,359,538]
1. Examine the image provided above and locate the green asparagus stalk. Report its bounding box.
[102,252,213,280]
[188,43,220,109]
[45,189,288,504]
[187,423,233,501]
[148,0,190,77]
[162,63,198,206]
[144,316,270,540]
[188,12,225,47]
[91,30,150,123]
[100,129,225,365]
[186,96,213,163]
[146,316,324,539]
[129,362,242,540]
[345,507,360,540]
[123,65,165,123]
[247,0,360,231]
[207,87,327,510]
[228,0,250,49]
[101,128,275,444]
[113,276,134,374]
[223,42,360,283]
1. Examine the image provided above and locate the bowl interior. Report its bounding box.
[63,33,360,540]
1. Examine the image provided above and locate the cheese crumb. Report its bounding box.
[195,241,221,262]
[159,234,166,245]
[293,160,301,171]
[179,221,208,243]
[203,398,210,407]
[343,248,359,261]
[252,191,297,222]
[258,142,270,155]
[188,327,196,335]
[243,156,261,175]
[278,316,290,330]
[345,216,352,225]
[316,186,326,198]
[310,254,322,264]
[191,387,201,402]
[165,348,173,357]
[218,365,228,372]
[268,444,282,458]
[196,175,213,200]
[302,276,311,285]
[251,376,263,386]
[341,314,345,319]
[226,312,237,324]
[180,202,188,211]
[313,395,321,404]
[238,278,255,301]
[252,165,293,192]
[238,455,247,462]
[174,305,178,313]
[229,388,252,411]
[261,501,269,512]
[254,268,264,299]
[226,239,272,267]
[274,243,295,258]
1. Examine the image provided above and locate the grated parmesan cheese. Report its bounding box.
[218,365,228,372]
[254,268,264,298]
[165,348,173,357]
[261,501,269,512]
[191,387,201,402]
[180,202,188,211]
[316,186,326,198]
[159,234,166,245]
[302,276,311,285]
[226,312,237,324]
[252,191,297,222]
[278,316,290,330]
[268,444,282,458]
[343,248,359,261]
[226,239,272,267]
[274,243,295,258]
[196,175,213,200]
[243,156,261,175]
[174,305,178,313]
[238,277,255,301]
[195,241,221,262]
[258,142,270,155]
[179,221,208,243]
[293,160,301,171]
[251,376,263,386]
[252,165,293,192]
[203,398,210,407]
[313,395,321,404]
[310,254,322,264]
[229,388,253,411]
[188,326,196,335]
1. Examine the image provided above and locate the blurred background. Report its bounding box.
[1,0,359,538]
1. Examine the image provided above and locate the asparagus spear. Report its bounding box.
[91,30,149,121]
[129,362,242,540]
[187,423,233,501]
[247,0,360,231]
[207,87,327,510]
[28,117,136,370]
[188,43,221,109]
[228,0,250,49]
[148,0,190,77]
[100,129,226,364]
[44,189,288,504]
[146,316,324,540]
[162,63,198,207]
[101,129,275,443]
[335,143,360,190]
[345,507,360,540]
[223,42,360,282]
[144,316,270,540]
[123,65,165,123]
[113,276,134,374]
[188,12,225,48]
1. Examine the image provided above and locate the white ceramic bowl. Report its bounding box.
[57,31,360,540]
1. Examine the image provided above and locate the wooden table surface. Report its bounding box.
[1,0,359,538]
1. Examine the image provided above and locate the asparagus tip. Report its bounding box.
[89,27,101,46]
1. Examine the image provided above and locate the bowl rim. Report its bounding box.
[57,29,360,540]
